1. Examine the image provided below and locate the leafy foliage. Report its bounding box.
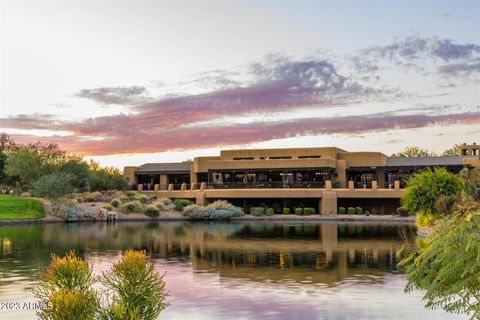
[401,168,463,217]
[441,144,460,157]
[392,146,435,157]
[173,199,194,211]
[33,172,76,200]
[399,197,480,318]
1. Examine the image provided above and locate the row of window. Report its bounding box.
[232,155,322,160]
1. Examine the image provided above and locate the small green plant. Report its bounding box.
[144,205,160,217]
[119,201,145,213]
[250,207,265,216]
[347,207,355,215]
[294,207,303,215]
[265,208,274,216]
[355,207,363,215]
[303,207,316,215]
[338,207,346,214]
[416,212,437,227]
[282,207,291,215]
[174,199,194,211]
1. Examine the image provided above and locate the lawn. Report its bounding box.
[0,195,45,220]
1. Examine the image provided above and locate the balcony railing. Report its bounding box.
[208,181,326,189]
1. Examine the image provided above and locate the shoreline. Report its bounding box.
[0,214,415,225]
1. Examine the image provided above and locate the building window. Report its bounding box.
[260,156,292,160]
[298,155,321,159]
[233,157,254,160]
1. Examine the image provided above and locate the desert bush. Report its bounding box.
[265,208,274,216]
[119,201,145,214]
[282,207,291,215]
[144,205,160,217]
[183,204,243,220]
[303,207,316,215]
[347,207,355,215]
[33,172,75,200]
[66,208,95,221]
[154,197,174,211]
[110,199,121,208]
[250,207,265,216]
[338,207,346,214]
[207,200,231,209]
[294,207,303,215]
[33,251,100,320]
[355,207,363,215]
[101,250,167,320]
[35,250,167,320]
[174,199,194,211]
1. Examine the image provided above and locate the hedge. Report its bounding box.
[338,207,346,214]
[250,207,265,216]
[295,207,303,215]
[282,207,291,215]
[303,207,316,215]
[265,208,274,216]
[355,207,363,215]
[347,207,356,215]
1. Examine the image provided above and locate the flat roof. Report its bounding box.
[386,156,473,167]
[135,162,191,174]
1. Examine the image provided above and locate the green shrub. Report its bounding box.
[282,207,291,215]
[119,201,145,213]
[402,167,463,216]
[33,172,75,200]
[250,207,265,216]
[355,207,363,215]
[303,207,316,215]
[144,205,160,217]
[265,208,274,216]
[294,207,303,215]
[174,199,194,211]
[364,210,370,216]
[338,207,346,214]
[154,197,174,211]
[110,199,121,208]
[347,207,355,215]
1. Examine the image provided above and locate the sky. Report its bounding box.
[0,0,479,168]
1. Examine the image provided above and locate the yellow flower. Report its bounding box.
[465,213,473,221]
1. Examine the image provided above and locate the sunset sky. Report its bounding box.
[1,0,479,168]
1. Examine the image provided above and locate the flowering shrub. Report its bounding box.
[183,202,244,220]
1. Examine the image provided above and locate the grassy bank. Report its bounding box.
[0,195,45,220]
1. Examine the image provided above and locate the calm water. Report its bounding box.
[0,221,468,320]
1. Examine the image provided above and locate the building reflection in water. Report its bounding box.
[0,222,416,287]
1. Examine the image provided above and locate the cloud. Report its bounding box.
[356,36,480,77]
[3,36,479,156]
[76,86,149,105]
[4,110,480,155]
[438,61,480,77]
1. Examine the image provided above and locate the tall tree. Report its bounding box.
[441,144,460,157]
[392,146,435,157]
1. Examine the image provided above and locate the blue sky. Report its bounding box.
[0,0,479,168]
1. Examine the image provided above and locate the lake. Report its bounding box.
[0,221,468,319]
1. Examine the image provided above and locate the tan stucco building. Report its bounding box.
[123,144,480,214]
